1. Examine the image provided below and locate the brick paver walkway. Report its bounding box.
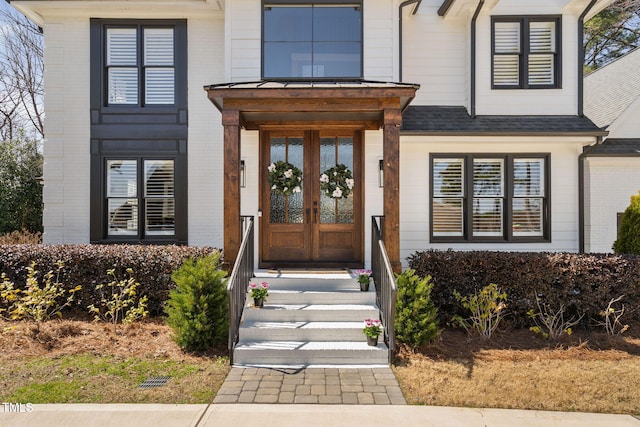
[213,367,406,405]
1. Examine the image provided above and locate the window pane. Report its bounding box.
[313,6,361,42]
[144,28,174,65]
[264,6,312,42]
[107,160,137,197]
[513,198,543,236]
[494,22,521,53]
[529,22,555,53]
[145,68,175,104]
[313,42,361,77]
[107,28,137,66]
[320,137,354,225]
[144,160,174,235]
[269,137,304,224]
[108,68,138,104]
[473,159,503,196]
[433,158,463,196]
[493,55,520,86]
[433,159,464,237]
[108,198,138,235]
[144,160,174,197]
[264,42,312,78]
[473,198,503,236]
[433,198,464,236]
[514,159,544,196]
[528,54,554,85]
[263,5,361,78]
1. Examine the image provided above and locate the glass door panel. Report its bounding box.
[270,136,304,224]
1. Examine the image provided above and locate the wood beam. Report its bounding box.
[383,108,402,273]
[224,97,391,112]
[223,109,241,267]
[244,120,380,131]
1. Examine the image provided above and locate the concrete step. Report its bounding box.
[250,277,367,292]
[259,289,376,305]
[234,274,384,367]
[233,340,389,366]
[239,321,368,342]
[242,303,379,322]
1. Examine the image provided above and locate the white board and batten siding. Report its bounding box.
[398,136,593,266]
[42,18,91,244]
[475,2,579,116]
[584,158,640,253]
[402,0,468,106]
[187,13,226,247]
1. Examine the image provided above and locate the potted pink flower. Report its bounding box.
[363,318,383,346]
[354,269,372,291]
[249,282,269,308]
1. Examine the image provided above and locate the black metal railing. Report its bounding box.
[371,216,397,364]
[227,216,254,365]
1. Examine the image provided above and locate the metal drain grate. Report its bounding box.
[138,376,171,389]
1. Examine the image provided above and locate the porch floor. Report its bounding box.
[213,366,406,405]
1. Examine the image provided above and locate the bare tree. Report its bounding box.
[0,7,44,141]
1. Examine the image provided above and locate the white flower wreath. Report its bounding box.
[268,160,303,196]
[319,164,354,199]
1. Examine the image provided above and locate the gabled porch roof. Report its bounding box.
[204,79,420,272]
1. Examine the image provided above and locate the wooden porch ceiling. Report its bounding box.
[204,81,420,130]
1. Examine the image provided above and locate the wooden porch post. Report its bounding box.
[383,108,402,273]
[223,109,241,267]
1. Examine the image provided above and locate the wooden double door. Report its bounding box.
[260,130,363,268]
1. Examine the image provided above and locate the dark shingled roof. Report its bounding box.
[401,106,607,136]
[584,139,640,156]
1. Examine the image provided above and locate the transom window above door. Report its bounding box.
[263,2,362,79]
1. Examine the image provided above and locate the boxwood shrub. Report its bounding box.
[0,244,219,315]
[408,250,640,329]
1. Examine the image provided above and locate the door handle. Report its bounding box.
[313,200,318,224]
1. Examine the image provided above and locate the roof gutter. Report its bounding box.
[578,0,599,117]
[470,0,484,118]
[399,0,422,82]
[578,135,604,253]
[438,0,455,16]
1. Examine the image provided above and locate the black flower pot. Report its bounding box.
[253,298,264,308]
[359,281,370,292]
[366,335,379,347]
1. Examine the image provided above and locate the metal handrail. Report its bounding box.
[371,216,397,364]
[226,216,254,365]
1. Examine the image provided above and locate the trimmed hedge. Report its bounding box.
[408,250,640,329]
[0,244,219,315]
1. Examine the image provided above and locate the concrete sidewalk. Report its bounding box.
[1,404,638,427]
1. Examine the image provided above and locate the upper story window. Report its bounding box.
[431,154,550,243]
[492,17,561,89]
[263,2,362,79]
[106,25,175,105]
